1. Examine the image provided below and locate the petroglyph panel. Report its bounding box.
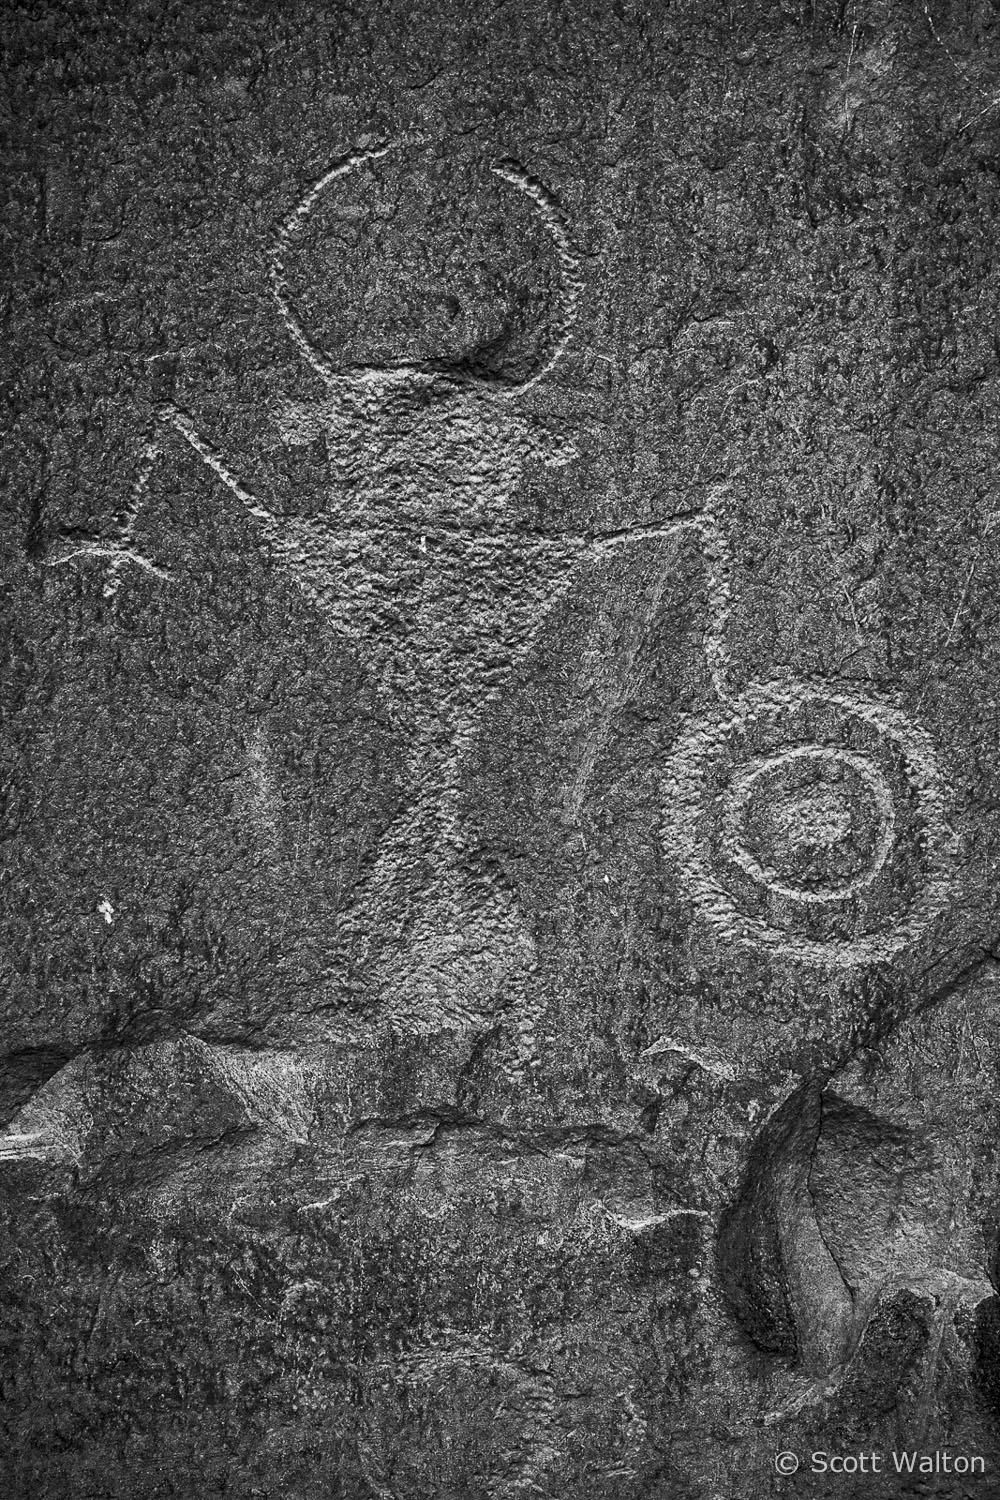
[7,5,1000,1499]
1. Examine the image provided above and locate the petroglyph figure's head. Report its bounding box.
[269,141,582,515]
[271,141,580,393]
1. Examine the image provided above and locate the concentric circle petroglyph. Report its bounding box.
[663,682,956,965]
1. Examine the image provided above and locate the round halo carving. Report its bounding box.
[663,681,956,965]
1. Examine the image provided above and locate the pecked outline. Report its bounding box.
[268,140,583,395]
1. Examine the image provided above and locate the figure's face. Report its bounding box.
[276,375,573,527]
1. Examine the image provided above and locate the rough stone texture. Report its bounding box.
[4,1,1000,1496]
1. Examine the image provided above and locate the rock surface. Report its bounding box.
[4,1,1000,1495]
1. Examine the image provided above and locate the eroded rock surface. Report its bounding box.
[4,1,1000,1496]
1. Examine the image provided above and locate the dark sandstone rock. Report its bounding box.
[4,1,1000,1495]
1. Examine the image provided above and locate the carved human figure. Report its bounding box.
[36,141,604,1039]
